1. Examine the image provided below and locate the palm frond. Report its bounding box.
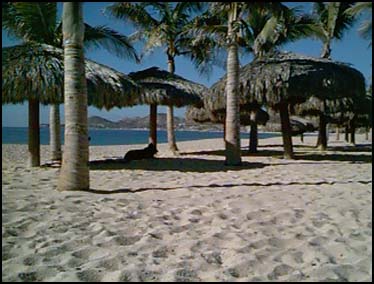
[83,24,140,63]
[104,2,158,29]
[358,20,372,42]
[253,15,284,57]
[2,2,58,44]
[345,2,372,45]
[345,2,372,17]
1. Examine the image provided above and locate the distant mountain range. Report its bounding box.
[88,114,223,131]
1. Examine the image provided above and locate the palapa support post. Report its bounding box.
[279,103,294,159]
[50,103,62,164]
[149,104,158,148]
[28,98,40,167]
[317,113,328,151]
[336,126,340,140]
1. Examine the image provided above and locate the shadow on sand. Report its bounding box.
[180,144,372,164]
[79,179,371,195]
[89,157,269,172]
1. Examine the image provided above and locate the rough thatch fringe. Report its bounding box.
[208,52,366,111]
[186,105,269,126]
[2,44,141,110]
[128,67,207,107]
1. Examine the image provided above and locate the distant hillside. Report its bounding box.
[89,114,187,130]
[88,116,118,128]
[88,114,224,131]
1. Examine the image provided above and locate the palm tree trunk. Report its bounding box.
[321,42,331,59]
[58,2,89,191]
[167,104,178,152]
[50,103,62,163]
[166,57,179,154]
[225,4,241,166]
[279,103,294,159]
[249,122,258,153]
[149,104,157,147]
[28,98,40,167]
[316,113,328,151]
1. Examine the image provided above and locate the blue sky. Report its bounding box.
[2,2,372,127]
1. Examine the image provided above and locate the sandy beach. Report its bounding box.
[2,133,372,282]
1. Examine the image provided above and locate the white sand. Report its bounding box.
[2,133,372,282]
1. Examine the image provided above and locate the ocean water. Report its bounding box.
[2,127,278,146]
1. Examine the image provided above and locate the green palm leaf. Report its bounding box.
[2,2,58,45]
[104,2,158,29]
[83,24,140,63]
[346,2,372,44]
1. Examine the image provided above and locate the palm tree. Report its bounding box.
[189,3,312,161]
[311,2,356,59]
[57,2,88,191]
[105,2,204,154]
[346,2,372,46]
[309,2,355,150]
[240,6,316,156]
[2,2,138,166]
[224,3,242,165]
[188,2,252,165]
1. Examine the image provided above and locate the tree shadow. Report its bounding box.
[294,153,372,163]
[259,144,316,149]
[89,157,269,172]
[77,179,372,195]
[259,143,372,152]
[180,149,226,156]
[179,147,371,164]
[181,148,286,158]
[326,144,372,153]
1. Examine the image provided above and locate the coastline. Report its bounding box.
[2,134,372,282]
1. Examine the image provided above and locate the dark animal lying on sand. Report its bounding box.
[124,143,158,162]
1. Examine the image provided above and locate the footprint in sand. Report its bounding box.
[113,235,142,246]
[246,209,270,221]
[76,269,103,282]
[71,247,95,259]
[2,244,16,261]
[18,271,43,282]
[267,264,295,280]
[95,258,120,271]
[137,269,162,282]
[152,246,172,258]
[174,268,200,282]
[201,251,223,265]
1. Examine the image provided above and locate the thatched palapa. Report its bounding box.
[291,96,356,124]
[2,44,141,109]
[186,106,269,125]
[208,52,365,158]
[128,67,206,107]
[209,52,365,110]
[127,67,208,149]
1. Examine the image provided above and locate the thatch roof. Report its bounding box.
[186,106,269,126]
[128,67,206,107]
[208,52,366,110]
[291,96,356,123]
[2,44,141,110]
[185,106,214,123]
[289,116,316,135]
